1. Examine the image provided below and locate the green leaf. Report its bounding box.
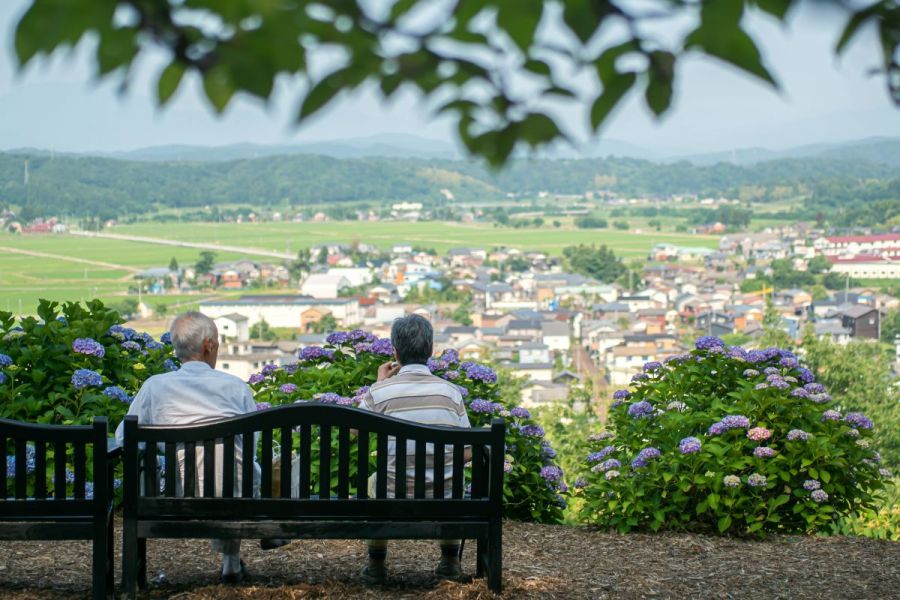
[496,0,544,53]
[202,65,236,113]
[645,51,676,117]
[590,72,636,130]
[562,0,614,43]
[769,494,790,511]
[836,7,878,54]
[753,0,792,20]
[158,62,186,105]
[519,113,562,147]
[298,68,358,121]
[96,26,138,75]
[717,514,732,533]
[821,471,830,484]
[707,492,720,510]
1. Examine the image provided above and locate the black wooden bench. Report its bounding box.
[121,404,505,597]
[0,417,116,600]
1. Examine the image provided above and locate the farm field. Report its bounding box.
[113,220,720,257]
[0,221,719,314]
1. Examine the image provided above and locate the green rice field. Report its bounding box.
[0,221,720,314]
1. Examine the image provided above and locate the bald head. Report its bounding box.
[170,312,219,365]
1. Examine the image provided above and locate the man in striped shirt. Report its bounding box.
[358,314,471,584]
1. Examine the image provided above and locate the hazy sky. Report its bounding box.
[0,0,897,154]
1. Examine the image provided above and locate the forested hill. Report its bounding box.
[0,150,897,219]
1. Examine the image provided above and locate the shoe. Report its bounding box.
[220,560,249,584]
[260,538,291,550]
[361,563,387,585]
[434,559,463,581]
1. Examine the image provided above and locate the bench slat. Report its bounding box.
[241,432,254,498]
[73,443,86,499]
[34,441,47,499]
[203,439,216,498]
[337,427,350,499]
[299,425,311,499]
[318,425,331,500]
[53,441,66,500]
[375,433,387,499]
[433,443,444,500]
[14,439,27,499]
[143,449,158,498]
[414,440,426,499]
[280,427,292,499]
[138,520,490,541]
[184,441,197,498]
[0,435,6,499]
[164,442,176,497]
[260,430,272,499]
[394,436,406,499]
[452,444,464,499]
[222,436,235,499]
[472,444,484,499]
[356,430,368,499]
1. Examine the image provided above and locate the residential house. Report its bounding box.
[541,321,571,352]
[213,313,250,342]
[519,342,551,364]
[300,274,351,298]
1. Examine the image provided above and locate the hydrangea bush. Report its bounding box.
[0,300,176,426]
[575,336,890,535]
[250,331,566,523]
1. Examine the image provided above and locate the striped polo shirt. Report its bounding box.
[359,363,471,494]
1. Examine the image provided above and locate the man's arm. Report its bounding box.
[114,383,151,445]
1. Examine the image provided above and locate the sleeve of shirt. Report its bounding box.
[115,382,152,445]
[357,390,376,413]
[454,388,471,428]
[240,382,257,414]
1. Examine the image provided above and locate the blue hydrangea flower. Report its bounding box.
[326,331,350,345]
[440,348,459,364]
[804,383,826,394]
[348,329,368,341]
[631,447,661,469]
[72,338,105,358]
[145,340,164,351]
[463,363,497,383]
[71,368,102,389]
[370,338,394,356]
[811,489,828,503]
[844,412,873,430]
[574,477,587,489]
[599,458,621,471]
[790,388,809,398]
[256,402,272,411]
[779,357,799,368]
[160,332,172,345]
[102,386,130,403]
[510,407,530,419]
[720,415,750,429]
[0,353,12,367]
[796,367,815,383]
[787,429,809,441]
[280,383,298,394]
[299,346,327,360]
[248,373,265,385]
[642,361,662,372]
[0,373,6,385]
[163,358,178,372]
[541,441,557,459]
[587,446,616,462]
[519,424,545,438]
[470,398,499,414]
[540,465,563,483]
[627,401,654,418]
[261,364,280,376]
[695,336,725,351]
[631,373,649,383]
[612,389,631,400]
[678,437,702,454]
[121,341,141,352]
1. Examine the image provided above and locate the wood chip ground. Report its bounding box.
[0,520,897,599]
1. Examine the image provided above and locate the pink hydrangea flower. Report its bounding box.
[747,427,772,441]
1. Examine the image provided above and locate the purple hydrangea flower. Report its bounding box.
[747,473,768,487]
[665,354,687,365]
[811,489,829,503]
[541,441,557,459]
[631,373,649,383]
[540,465,563,483]
[280,383,298,394]
[256,402,272,411]
[426,357,446,372]
[443,369,459,380]
[317,392,344,404]
[728,346,748,361]
[120,341,141,352]
[631,447,661,469]
[754,447,775,458]
[463,363,497,383]
[610,400,625,409]
[627,401,654,419]
[326,331,350,345]
[353,342,372,353]
[787,429,809,441]
[0,353,12,368]
[844,412,873,430]
[790,388,810,398]
[643,361,662,372]
[764,367,780,375]
[695,336,725,351]
[612,389,631,400]
[745,350,767,364]
[707,422,727,436]
[574,477,587,489]
[146,340,166,351]
[587,446,616,463]
[440,348,459,364]
[822,410,841,422]
[456,385,469,398]
[779,357,799,368]
[721,415,751,430]
[510,407,530,419]
[743,369,759,378]
[679,437,702,454]
[469,398,499,414]
[0,373,6,385]
[370,338,394,356]
[102,386,130,403]
[599,458,621,471]
[804,383,826,394]
[72,368,102,389]
[348,329,368,341]
[810,393,832,404]
[519,424,545,438]
[588,432,614,442]
[73,338,105,358]
[796,367,815,383]
[299,346,328,360]
[261,364,280,376]
[754,383,769,390]
[248,373,265,385]
[163,358,178,372]
[803,479,821,491]
[771,379,790,390]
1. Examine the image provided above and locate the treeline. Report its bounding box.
[0,151,897,221]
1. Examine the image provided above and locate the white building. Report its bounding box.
[327,267,373,288]
[518,342,550,364]
[814,234,900,259]
[213,313,250,342]
[200,295,360,329]
[827,255,900,280]
[541,321,571,352]
[300,274,351,298]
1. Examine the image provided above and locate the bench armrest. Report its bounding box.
[107,437,123,459]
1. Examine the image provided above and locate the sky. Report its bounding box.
[0,0,898,155]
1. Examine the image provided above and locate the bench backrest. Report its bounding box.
[1,417,109,520]
[123,404,505,520]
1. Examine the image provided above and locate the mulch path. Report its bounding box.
[0,520,898,599]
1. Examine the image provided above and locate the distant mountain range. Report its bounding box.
[3,134,899,168]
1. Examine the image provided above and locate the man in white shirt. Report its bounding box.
[115,311,258,583]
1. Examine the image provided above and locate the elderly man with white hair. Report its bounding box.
[115,311,264,583]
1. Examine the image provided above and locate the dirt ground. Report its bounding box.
[0,520,898,599]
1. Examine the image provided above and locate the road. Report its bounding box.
[69,231,294,260]
[572,343,609,421]
[0,245,141,274]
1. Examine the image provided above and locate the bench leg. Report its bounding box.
[137,538,147,589]
[487,520,502,593]
[122,517,137,600]
[93,515,108,600]
[475,537,486,578]
[106,509,115,593]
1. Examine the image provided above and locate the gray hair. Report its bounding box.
[391,314,433,365]
[170,312,217,360]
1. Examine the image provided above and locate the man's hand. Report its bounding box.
[376,361,400,382]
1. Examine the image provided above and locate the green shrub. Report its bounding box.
[574,336,890,535]
[250,332,566,523]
